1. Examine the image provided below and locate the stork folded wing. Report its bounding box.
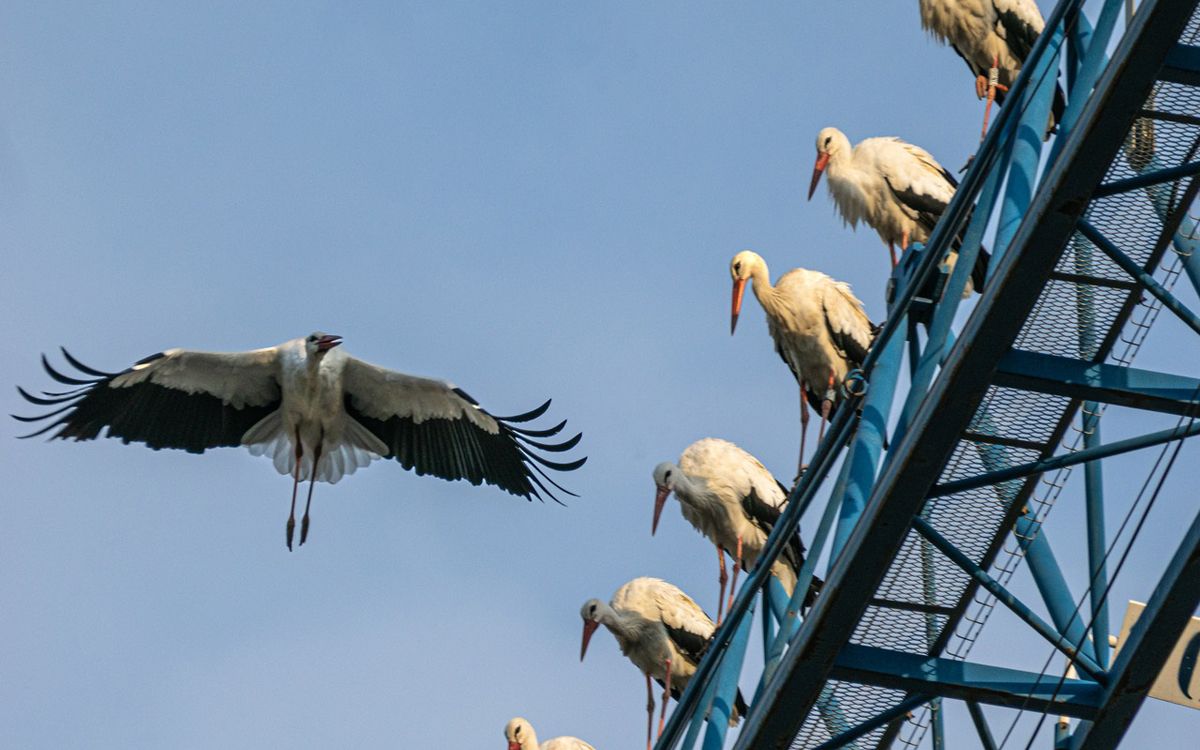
[15,347,282,453]
[340,358,585,503]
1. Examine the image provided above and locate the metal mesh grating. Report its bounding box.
[780,6,1200,747]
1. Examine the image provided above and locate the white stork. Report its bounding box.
[15,333,585,549]
[918,0,1064,133]
[808,126,990,294]
[579,577,746,750]
[504,717,595,750]
[729,251,875,477]
[652,437,820,623]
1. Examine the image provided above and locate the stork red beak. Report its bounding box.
[580,619,599,661]
[316,334,342,352]
[652,485,670,535]
[508,743,521,750]
[731,278,746,335]
[808,151,830,200]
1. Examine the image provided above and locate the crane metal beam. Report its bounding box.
[732,2,1197,746]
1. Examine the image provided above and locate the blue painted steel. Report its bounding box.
[1019,526,1100,667]
[1082,407,1111,669]
[831,314,907,560]
[682,676,718,750]
[912,517,1106,680]
[992,13,1065,265]
[1053,1,1124,152]
[810,694,931,750]
[759,452,851,691]
[1073,500,1200,749]
[830,643,1103,718]
[1093,160,1200,196]
[1078,218,1200,336]
[966,701,998,750]
[1160,40,1200,85]
[993,349,1200,414]
[701,597,756,750]
[931,420,1200,497]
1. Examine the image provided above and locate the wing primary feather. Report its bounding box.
[513,431,583,453]
[506,419,567,438]
[58,348,118,378]
[493,398,552,423]
[17,386,80,406]
[11,404,76,422]
[41,355,99,386]
[515,444,589,472]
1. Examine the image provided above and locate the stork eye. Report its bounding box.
[733,262,741,273]
[824,136,832,146]
[665,470,672,480]
[514,727,521,736]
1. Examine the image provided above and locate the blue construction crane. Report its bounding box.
[655,0,1200,748]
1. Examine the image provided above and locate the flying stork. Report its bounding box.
[808,126,990,295]
[918,0,1064,135]
[729,251,875,477]
[504,717,595,750]
[15,333,585,549]
[652,437,820,623]
[579,577,746,750]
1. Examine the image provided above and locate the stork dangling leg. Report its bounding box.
[659,657,673,738]
[797,385,811,481]
[726,535,744,616]
[980,55,1009,141]
[888,242,898,267]
[716,545,729,625]
[287,428,303,550]
[645,673,655,750]
[299,430,323,546]
[818,374,836,445]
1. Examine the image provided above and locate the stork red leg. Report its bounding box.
[980,55,1008,141]
[286,430,303,551]
[798,386,811,481]
[888,242,898,268]
[645,672,655,750]
[299,433,323,546]
[818,374,834,445]
[658,657,673,738]
[727,535,745,616]
[900,230,910,252]
[716,544,729,626]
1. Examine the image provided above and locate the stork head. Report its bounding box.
[504,717,535,750]
[809,126,848,200]
[729,250,764,335]
[579,598,606,661]
[652,461,678,536]
[305,332,342,358]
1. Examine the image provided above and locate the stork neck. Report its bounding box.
[672,472,717,511]
[515,727,538,750]
[600,604,654,651]
[749,264,788,322]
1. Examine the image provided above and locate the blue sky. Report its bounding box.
[3,2,1198,747]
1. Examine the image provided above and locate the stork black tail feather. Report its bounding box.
[733,688,749,725]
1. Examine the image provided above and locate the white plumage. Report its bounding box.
[580,577,745,750]
[808,127,989,293]
[730,251,874,474]
[919,0,1047,100]
[504,717,594,750]
[17,332,585,549]
[653,438,818,622]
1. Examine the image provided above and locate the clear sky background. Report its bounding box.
[3,2,1198,748]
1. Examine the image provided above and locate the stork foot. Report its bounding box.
[286,518,296,551]
[975,74,988,99]
[299,514,311,546]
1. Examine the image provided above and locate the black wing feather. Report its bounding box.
[345,396,585,505]
[664,623,710,668]
[15,352,279,453]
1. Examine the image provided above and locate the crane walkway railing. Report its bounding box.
[654,1,1200,749]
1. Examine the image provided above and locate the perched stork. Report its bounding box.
[808,126,990,295]
[580,577,746,750]
[15,333,585,549]
[504,717,595,750]
[652,438,820,623]
[730,251,875,477]
[918,0,1064,134]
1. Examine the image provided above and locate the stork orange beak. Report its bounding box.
[652,485,670,535]
[509,743,521,750]
[316,334,342,352]
[808,152,830,200]
[580,619,599,661]
[731,278,746,335]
